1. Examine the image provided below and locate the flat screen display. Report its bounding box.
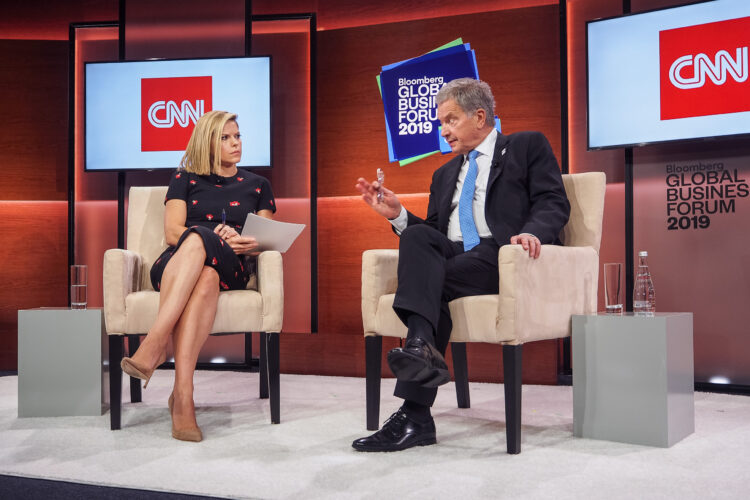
[85,56,271,170]
[587,0,750,149]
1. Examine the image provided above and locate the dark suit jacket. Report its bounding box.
[404,131,570,246]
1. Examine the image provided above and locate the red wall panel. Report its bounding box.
[1,1,562,382]
[0,1,118,40]
[0,40,68,201]
[253,0,556,31]
[317,6,561,198]
[0,202,68,369]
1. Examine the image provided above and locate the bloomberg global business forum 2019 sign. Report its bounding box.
[378,39,480,165]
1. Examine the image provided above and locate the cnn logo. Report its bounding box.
[660,17,750,120]
[141,76,212,152]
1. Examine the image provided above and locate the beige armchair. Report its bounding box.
[361,172,605,454]
[103,186,284,430]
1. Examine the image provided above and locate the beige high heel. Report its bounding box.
[169,392,203,442]
[120,352,166,389]
[172,425,203,442]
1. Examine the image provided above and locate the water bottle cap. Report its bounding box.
[639,251,648,257]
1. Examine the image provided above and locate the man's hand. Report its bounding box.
[355,177,402,219]
[510,233,541,259]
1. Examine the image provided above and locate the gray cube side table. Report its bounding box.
[18,308,109,417]
[572,312,694,447]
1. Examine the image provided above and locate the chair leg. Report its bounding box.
[259,332,269,399]
[126,335,142,403]
[365,336,382,430]
[266,332,280,424]
[244,332,254,370]
[503,344,523,454]
[451,342,470,409]
[108,335,124,430]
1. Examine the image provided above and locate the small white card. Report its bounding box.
[240,213,306,253]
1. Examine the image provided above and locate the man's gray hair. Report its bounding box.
[436,78,495,127]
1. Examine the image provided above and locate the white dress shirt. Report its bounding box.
[389,129,498,243]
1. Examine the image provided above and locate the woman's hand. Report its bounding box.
[214,224,259,255]
[226,234,260,255]
[226,235,260,256]
[214,224,239,241]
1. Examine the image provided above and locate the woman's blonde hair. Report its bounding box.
[179,110,238,175]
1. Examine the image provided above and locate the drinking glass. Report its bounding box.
[603,263,623,314]
[70,265,87,310]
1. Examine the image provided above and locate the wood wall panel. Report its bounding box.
[0,40,68,201]
[251,30,311,199]
[279,333,557,385]
[124,0,245,60]
[0,1,118,40]
[253,0,555,31]
[567,0,624,180]
[0,1,562,382]
[0,202,68,369]
[317,195,422,335]
[317,6,561,198]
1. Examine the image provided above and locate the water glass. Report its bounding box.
[70,265,87,310]
[603,263,623,314]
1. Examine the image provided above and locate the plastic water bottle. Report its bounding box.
[633,251,655,314]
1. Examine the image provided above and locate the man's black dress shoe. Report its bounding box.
[387,336,450,388]
[352,409,436,452]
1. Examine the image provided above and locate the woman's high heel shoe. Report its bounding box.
[169,393,202,442]
[120,352,166,389]
[172,425,203,442]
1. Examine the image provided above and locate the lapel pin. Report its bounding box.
[501,148,507,156]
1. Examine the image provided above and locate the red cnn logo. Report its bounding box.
[660,17,750,120]
[141,76,212,151]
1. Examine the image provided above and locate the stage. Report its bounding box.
[1,371,748,499]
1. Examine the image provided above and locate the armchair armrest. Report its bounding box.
[257,250,284,333]
[103,248,143,335]
[497,244,598,344]
[361,249,399,335]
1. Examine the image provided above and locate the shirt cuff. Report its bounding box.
[388,206,408,235]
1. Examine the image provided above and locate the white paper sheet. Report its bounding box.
[240,213,305,253]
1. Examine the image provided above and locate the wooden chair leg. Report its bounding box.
[503,344,523,454]
[244,332,253,369]
[126,335,142,403]
[451,342,470,409]
[259,332,269,399]
[109,335,124,430]
[365,336,382,430]
[266,332,280,424]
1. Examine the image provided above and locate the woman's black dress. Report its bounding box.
[150,168,276,291]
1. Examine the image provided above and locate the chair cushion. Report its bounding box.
[375,294,407,339]
[123,289,264,334]
[448,295,511,343]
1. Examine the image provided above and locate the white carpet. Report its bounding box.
[0,371,748,499]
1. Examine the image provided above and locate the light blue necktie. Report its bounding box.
[458,150,480,251]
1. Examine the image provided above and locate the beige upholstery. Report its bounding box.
[103,186,283,336]
[362,171,606,346]
[360,171,605,453]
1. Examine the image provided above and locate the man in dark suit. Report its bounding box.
[353,78,570,452]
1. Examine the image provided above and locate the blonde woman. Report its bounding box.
[120,110,275,441]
